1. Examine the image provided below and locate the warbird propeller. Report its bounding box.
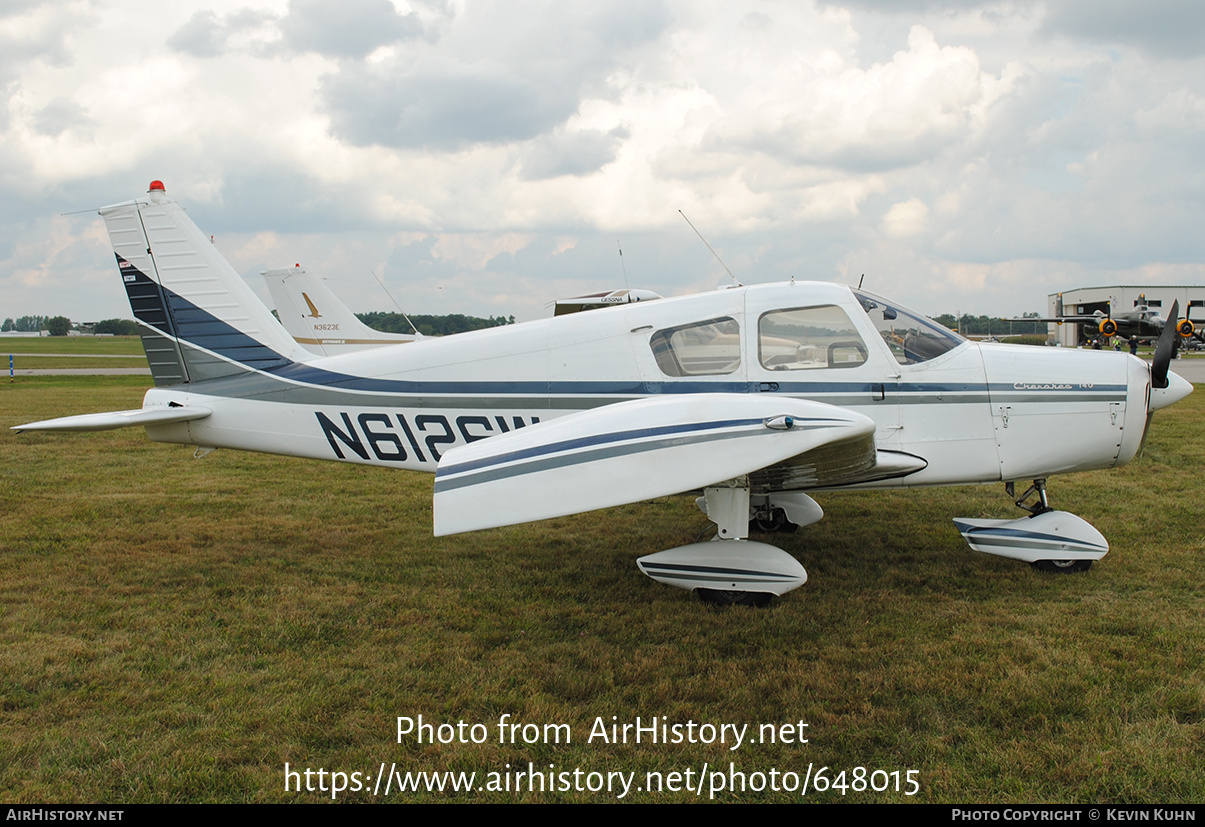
[1022,292,1205,346]
[14,182,1195,605]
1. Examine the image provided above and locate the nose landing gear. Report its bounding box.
[954,478,1107,573]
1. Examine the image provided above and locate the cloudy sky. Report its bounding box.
[3,0,1205,324]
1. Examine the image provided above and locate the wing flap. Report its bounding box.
[433,394,875,535]
[12,406,211,433]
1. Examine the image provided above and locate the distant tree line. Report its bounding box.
[0,313,512,338]
[357,312,515,336]
[2,315,72,335]
[2,316,50,332]
[1,317,144,336]
[931,313,1045,337]
[94,319,142,335]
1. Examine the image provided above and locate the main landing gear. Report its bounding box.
[635,483,812,607]
[953,478,1108,573]
[749,506,798,535]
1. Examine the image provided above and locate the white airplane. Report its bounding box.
[262,264,420,356]
[13,182,1195,605]
[268,262,660,355]
[553,288,664,316]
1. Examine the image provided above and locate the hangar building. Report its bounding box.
[1046,285,1205,346]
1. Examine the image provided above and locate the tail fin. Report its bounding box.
[262,264,419,357]
[100,181,313,386]
[553,288,663,316]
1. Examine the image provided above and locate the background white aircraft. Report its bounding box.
[263,264,421,356]
[552,288,664,315]
[13,182,1194,605]
[266,262,663,356]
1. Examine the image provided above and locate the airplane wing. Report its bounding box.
[12,406,211,433]
[433,394,877,535]
[1009,315,1099,324]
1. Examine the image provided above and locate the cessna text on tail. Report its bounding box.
[553,288,663,316]
[13,182,1194,605]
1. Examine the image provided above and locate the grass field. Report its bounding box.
[1,336,148,371]
[1,376,1202,803]
[0,336,146,356]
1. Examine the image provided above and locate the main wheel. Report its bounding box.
[695,589,774,608]
[1031,559,1093,574]
[749,508,799,534]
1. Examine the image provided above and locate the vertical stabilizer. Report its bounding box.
[263,264,418,356]
[100,181,312,385]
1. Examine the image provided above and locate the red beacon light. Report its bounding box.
[148,180,165,192]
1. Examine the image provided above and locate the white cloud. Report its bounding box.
[882,197,929,237]
[703,25,1009,172]
[519,127,628,180]
[1,0,1205,322]
[280,0,427,58]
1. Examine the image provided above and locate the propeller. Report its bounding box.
[1151,299,1180,390]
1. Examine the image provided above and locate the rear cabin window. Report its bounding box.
[758,306,868,370]
[650,317,741,376]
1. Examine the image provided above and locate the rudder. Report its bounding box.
[100,181,312,386]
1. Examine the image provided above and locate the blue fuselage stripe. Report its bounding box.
[151,281,1131,403]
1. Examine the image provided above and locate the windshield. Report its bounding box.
[853,289,965,365]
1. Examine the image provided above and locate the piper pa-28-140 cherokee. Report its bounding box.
[13,182,1195,606]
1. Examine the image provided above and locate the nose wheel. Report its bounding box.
[1031,558,1093,574]
[695,589,774,608]
[954,479,1107,572]
[1006,479,1095,572]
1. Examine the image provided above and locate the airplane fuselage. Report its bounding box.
[139,281,1157,491]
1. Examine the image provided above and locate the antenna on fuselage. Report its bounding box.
[858,273,865,289]
[679,210,739,287]
[617,239,630,290]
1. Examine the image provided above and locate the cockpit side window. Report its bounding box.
[650,317,741,376]
[854,289,964,365]
[758,306,868,371]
